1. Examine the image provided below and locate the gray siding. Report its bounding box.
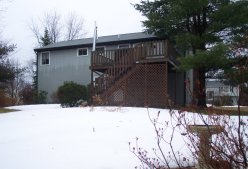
[38,44,121,102]
[38,48,92,102]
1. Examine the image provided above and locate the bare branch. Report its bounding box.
[64,12,87,40]
[42,10,62,43]
[29,19,42,46]
[29,10,88,45]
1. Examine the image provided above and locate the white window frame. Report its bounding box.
[77,48,88,56]
[41,51,50,65]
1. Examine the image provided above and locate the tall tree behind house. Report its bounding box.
[134,0,248,107]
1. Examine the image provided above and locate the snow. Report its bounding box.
[1,105,246,169]
[0,105,190,169]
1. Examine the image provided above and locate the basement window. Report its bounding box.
[41,52,50,65]
[77,48,88,56]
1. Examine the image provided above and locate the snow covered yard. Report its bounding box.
[0,105,189,169]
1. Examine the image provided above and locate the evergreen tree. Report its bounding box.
[0,62,14,84]
[40,28,52,46]
[223,30,248,106]
[0,42,16,83]
[29,28,52,104]
[134,0,248,107]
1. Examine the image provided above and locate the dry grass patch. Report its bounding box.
[214,106,248,112]
[181,105,248,116]
[212,106,248,115]
[0,108,18,113]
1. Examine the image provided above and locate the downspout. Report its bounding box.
[35,51,39,94]
[90,52,93,104]
[89,22,97,104]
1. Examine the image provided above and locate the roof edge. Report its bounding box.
[34,32,160,52]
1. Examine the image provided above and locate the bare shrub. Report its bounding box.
[130,108,248,169]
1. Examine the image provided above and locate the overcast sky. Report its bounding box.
[2,0,144,65]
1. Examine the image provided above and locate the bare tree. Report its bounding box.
[29,19,42,45]
[130,107,248,169]
[29,10,62,46]
[42,11,62,43]
[5,60,27,105]
[64,12,86,41]
[30,10,87,46]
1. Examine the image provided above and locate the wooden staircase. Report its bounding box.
[90,46,146,96]
[100,64,142,101]
[89,40,178,105]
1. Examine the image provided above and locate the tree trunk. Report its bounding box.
[194,68,206,107]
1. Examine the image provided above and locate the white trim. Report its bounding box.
[41,51,50,65]
[77,48,88,56]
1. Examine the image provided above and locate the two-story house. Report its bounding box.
[206,80,239,105]
[34,32,185,107]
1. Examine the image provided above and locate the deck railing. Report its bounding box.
[91,40,169,69]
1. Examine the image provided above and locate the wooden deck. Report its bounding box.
[91,40,173,70]
[89,40,179,107]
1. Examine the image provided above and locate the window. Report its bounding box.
[41,52,50,65]
[118,44,130,49]
[96,47,105,51]
[219,86,228,93]
[77,48,88,56]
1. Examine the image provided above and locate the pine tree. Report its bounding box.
[0,42,15,83]
[134,0,248,107]
[40,28,52,46]
[223,30,248,106]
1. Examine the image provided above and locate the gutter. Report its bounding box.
[35,51,39,92]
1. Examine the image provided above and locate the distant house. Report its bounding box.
[34,32,185,107]
[206,80,239,105]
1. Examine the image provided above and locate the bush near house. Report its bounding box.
[20,84,48,105]
[0,90,16,107]
[57,81,87,107]
[36,90,48,104]
[20,85,34,104]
